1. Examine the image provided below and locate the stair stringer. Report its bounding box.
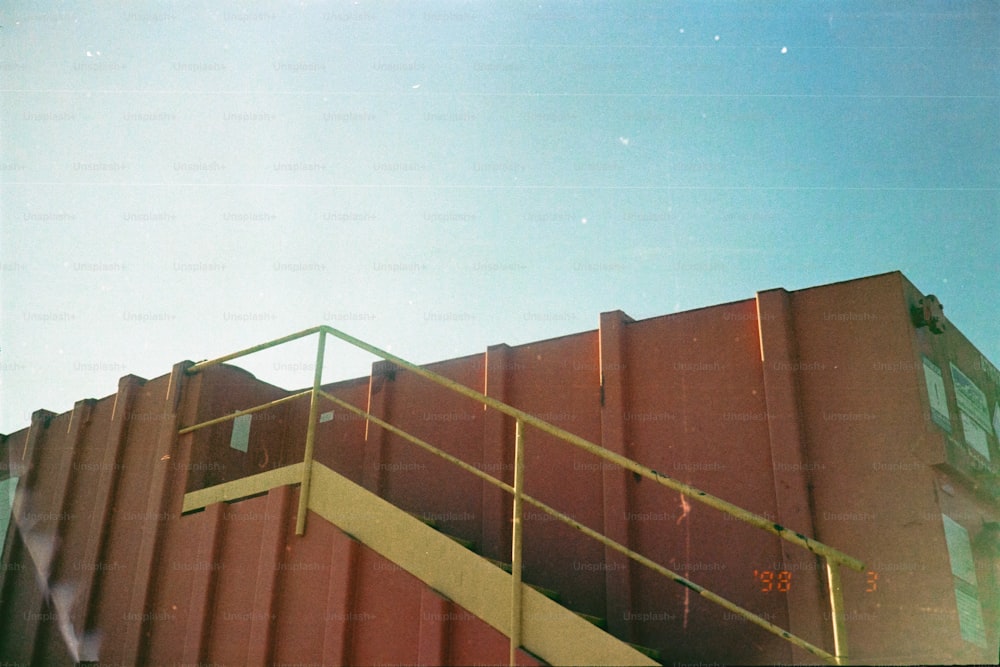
[307,462,659,666]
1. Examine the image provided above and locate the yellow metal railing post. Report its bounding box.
[826,558,848,664]
[296,330,327,535]
[510,419,525,666]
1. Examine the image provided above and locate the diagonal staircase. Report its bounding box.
[177,325,865,666]
[410,511,663,663]
[181,460,660,665]
[305,460,661,665]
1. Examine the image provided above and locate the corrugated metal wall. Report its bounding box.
[0,368,543,666]
[2,271,999,665]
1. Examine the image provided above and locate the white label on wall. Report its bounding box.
[230,413,252,452]
[942,514,977,586]
[951,364,991,432]
[923,357,950,431]
[960,412,991,461]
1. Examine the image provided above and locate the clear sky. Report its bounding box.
[1,1,997,434]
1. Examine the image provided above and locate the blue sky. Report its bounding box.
[1,1,997,434]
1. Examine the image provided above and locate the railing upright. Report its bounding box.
[510,419,526,666]
[296,330,327,535]
[826,557,848,664]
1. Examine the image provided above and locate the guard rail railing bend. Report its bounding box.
[178,325,865,665]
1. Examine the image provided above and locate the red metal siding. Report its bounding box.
[313,376,371,485]
[622,299,793,664]
[791,273,950,663]
[1,368,548,666]
[362,354,487,548]
[504,332,607,619]
[184,365,299,492]
[3,271,999,665]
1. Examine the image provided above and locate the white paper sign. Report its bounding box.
[230,413,252,452]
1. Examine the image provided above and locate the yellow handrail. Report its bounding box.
[510,419,526,667]
[314,390,841,663]
[185,325,324,374]
[179,325,866,664]
[177,390,312,435]
[186,325,862,570]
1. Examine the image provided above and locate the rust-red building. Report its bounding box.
[2,270,998,665]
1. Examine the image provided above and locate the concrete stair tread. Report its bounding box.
[574,611,608,630]
[413,513,477,551]
[480,558,560,601]
[443,532,476,550]
[526,582,561,602]
[406,511,439,529]
[484,556,513,572]
[628,643,663,662]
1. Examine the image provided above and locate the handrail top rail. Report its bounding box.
[183,324,864,571]
[186,325,326,374]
